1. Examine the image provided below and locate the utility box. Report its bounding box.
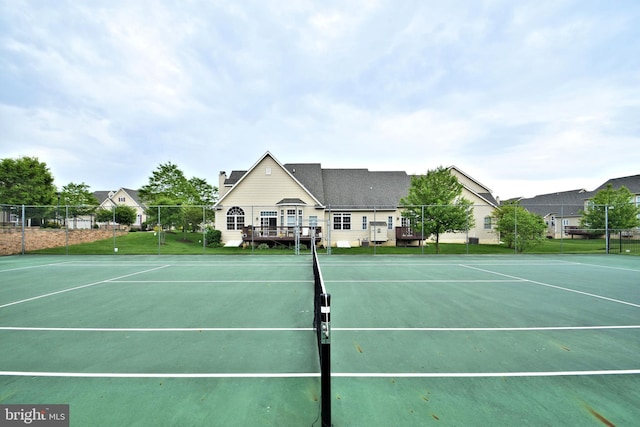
[370,221,388,243]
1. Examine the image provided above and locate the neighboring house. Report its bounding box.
[214,152,500,247]
[592,174,640,227]
[513,189,593,238]
[94,188,147,228]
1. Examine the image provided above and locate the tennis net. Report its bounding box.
[312,241,331,427]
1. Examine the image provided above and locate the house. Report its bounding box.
[592,173,640,228]
[512,189,594,238]
[214,152,500,247]
[512,173,640,238]
[94,188,147,228]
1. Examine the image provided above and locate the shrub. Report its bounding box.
[257,243,270,250]
[204,227,222,247]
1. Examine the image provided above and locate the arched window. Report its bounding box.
[227,207,245,230]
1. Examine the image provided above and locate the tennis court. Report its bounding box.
[1,254,639,426]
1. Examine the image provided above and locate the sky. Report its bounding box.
[1,1,639,200]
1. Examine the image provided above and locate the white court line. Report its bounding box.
[0,261,74,273]
[460,264,640,309]
[2,326,637,332]
[326,279,524,283]
[333,370,640,378]
[112,280,311,283]
[0,327,313,332]
[566,261,640,273]
[0,265,171,309]
[333,326,640,332]
[0,371,319,378]
[1,370,639,378]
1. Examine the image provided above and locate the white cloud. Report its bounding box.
[1,0,639,199]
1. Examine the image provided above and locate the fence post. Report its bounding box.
[421,205,425,255]
[65,206,69,255]
[21,205,25,255]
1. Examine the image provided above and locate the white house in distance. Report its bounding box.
[214,152,499,247]
[93,188,146,228]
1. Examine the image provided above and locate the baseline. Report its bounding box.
[460,264,640,309]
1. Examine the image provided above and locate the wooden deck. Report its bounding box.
[395,227,424,246]
[241,226,322,246]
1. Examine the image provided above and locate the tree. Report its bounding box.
[0,157,57,226]
[400,166,474,253]
[96,205,137,227]
[580,184,640,231]
[138,162,218,230]
[60,182,99,228]
[0,157,57,205]
[493,202,546,252]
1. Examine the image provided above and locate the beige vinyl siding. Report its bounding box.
[215,156,319,242]
[450,169,488,195]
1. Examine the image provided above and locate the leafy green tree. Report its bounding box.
[95,205,137,227]
[138,162,218,230]
[139,162,192,204]
[580,184,640,231]
[60,182,99,228]
[493,202,547,252]
[0,156,57,205]
[0,157,57,225]
[400,166,474,253]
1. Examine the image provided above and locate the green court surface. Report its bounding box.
[1,254,639,426]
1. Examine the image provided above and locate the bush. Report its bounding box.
[257,243,270,250]
[204,227,222,247]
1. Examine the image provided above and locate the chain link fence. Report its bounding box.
[1,203,638,255]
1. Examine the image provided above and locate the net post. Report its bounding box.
[320,293,331,427]
[312,241,331,426]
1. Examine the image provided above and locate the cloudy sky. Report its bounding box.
[1,1,639,200]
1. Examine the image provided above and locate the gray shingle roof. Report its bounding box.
[319,169,411,209]
[595,174,640,193]
[225,171,247,185]
[518,189,593,217]
[284,164,325,204]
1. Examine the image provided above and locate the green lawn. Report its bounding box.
[27,231,637,255]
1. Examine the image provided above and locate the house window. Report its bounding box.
[309,216,318,227]
[387,216,393,230]
[362,216,367,230]
[333,213,351,230]
[118,197,125,202]
[260,211,277,230]
[484,216,492,229]
[226,207,245,230]
[285,209,302,226]
[401,217,410,228]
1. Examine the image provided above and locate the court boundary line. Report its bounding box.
[1,369,638,378]
[326,279,524,283]
[111,280,312,283]
[562,260,640,273]
[2,326,638,332]
[460,264,640,309]
[0,260,74,273]
[333,325,640,331]
[0,327,314,332]
[0,265,171,309]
